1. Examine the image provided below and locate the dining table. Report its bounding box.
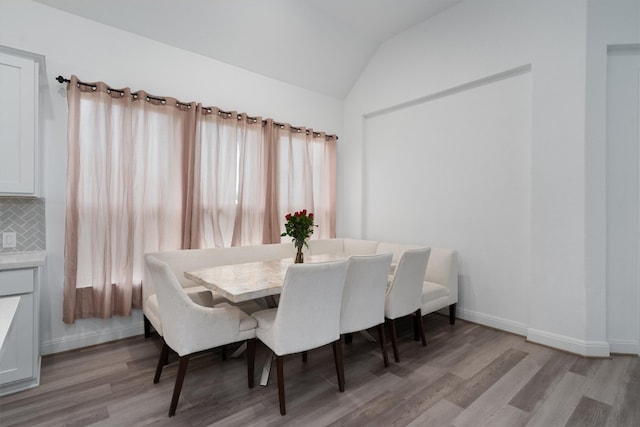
[184,253,346,386]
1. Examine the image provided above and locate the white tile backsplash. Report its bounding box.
[0,198,45,253]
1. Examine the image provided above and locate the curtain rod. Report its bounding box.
[56,75,338,140]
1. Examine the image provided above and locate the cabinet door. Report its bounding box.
[0,293,34,384]
[0,53,38,195]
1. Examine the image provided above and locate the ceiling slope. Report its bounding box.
[35,0,461,98]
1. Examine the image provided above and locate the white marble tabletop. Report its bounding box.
[185,253,345,303]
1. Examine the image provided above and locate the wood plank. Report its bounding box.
[584,356,632,405]
[512,339,557,367]
[450,332,524,379]
[569,356,602,377]
[328,390,407,427]
[406,398,463,427]
[283,371,403,426]
[450,355,539,427]
[445,348,528,409]
[207,404,268,427]
[524,371,587,427]
[605,355,640,426]
[0,384,112,426]
[564,396,611,427]
[392,372,466,425]
[482,404,529,427]
[33,406,110,427]
[509,351,577,412]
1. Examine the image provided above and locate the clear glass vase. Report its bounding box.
[295,244,304,263]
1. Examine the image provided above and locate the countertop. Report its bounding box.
[0,251,47,270]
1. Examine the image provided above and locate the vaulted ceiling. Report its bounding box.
[35,0,462,98]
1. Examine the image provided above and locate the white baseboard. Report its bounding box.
[457,307,528,336]
[40,323,143,355]
[608,339,639,355]
[526,328,610,357]
[457,308,614,357]
[40,311,628,358]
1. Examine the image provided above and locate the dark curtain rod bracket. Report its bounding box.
[55,75,338,140]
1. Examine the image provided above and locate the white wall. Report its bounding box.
[342,0,620,355]
[0,0,343,354]
[606,50,640,354]
[585,0,640,357]
[363,69,532,334]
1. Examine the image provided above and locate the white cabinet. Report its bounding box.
[0,254,44,396]
[0,46,43,197]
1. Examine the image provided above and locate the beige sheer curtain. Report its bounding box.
[63,76,336,323]
[271,124,337,241]
[189,107,267,248]
[63,76,195,323]
[308,132,337,239]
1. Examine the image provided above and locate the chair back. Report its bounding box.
[270,259,348,355]
[340,253,393,334]
[146,254,197,321]
[384,247,431,320]
[145,254,256,355]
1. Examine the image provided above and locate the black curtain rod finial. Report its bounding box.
[56,75,70,84]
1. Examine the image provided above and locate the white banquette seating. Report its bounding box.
[143,238,458,338]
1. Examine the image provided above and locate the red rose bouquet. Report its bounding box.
[281,209,317,263]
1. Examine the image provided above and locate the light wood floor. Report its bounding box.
[1,314,638,426]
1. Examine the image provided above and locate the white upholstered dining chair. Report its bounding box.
[145,255,258,417]
[384,247,431,363]
[249,259,348,416]
[340,252,393,368]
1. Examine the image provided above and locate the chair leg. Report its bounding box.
[162,345,169,366]
[143,315,151,338]
[302,351,308,363]
[276,355,286,416]
[221,345,227,361]
[169,355,190,417]
[154,340,170,384]
[386,318,400,363]
[449,303,457,325]
[247,339,256,389]
[345,333,353,344]
[376,323,390,368]
[332,340,345,392]
[413,314,420,341]
[415,309,427,347]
